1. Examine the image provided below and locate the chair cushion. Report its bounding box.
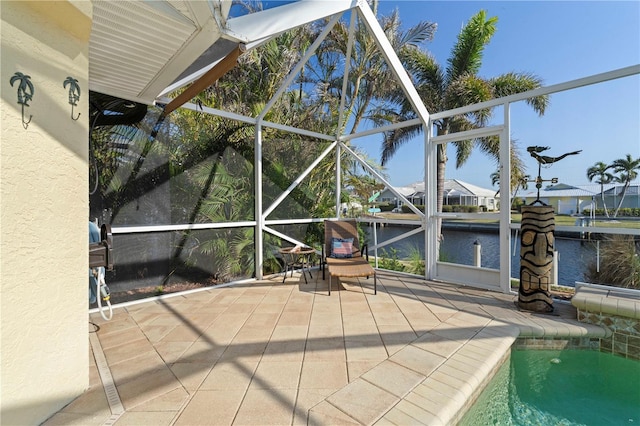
[331,237,353,258]
[326,256,374,277]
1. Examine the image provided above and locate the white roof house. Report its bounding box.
[380,179,498,210]
[521,183,617,215]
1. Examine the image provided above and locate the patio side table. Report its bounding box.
[279,247,315,283]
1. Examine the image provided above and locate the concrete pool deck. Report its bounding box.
[44,271,609,425]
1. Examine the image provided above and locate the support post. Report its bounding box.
[473,240,481,267]
[499,102,512,292]
[255,122,264,279]
[425,124,436,280]
[336,143,341,217]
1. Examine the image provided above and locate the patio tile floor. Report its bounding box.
[44,271,608,425]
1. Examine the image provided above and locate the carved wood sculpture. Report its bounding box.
[519,205,554,312]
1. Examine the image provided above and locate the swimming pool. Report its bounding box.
[459,349,640,425]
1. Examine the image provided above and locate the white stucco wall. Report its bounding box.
[1,2,92,424]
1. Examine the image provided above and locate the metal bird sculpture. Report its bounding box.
[527,146,582,165]
[526,146,582,204]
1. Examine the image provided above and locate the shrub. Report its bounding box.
[406,245,425,275]
[378,203,394,212]
[443,205,479,213]
[582,208,640,217]
[378,247,405,272]
[585,235,639,289]
[402,204,425,213]
[442,205,479,213]
[512,198,525,211]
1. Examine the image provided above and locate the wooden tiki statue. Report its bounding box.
[519,205,554,312]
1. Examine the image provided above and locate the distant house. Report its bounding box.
[442,179,498,211]
[520,183,640,215]
[602,184,640,211]
[494,182,640,215]
[379,179,498,211]
[521,183,598,215]
[379,182,423,209]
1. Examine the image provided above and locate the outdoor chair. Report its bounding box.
[322,219,377,295]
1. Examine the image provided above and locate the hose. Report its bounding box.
[93,267,113,321]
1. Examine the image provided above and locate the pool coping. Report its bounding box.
[309,308,610,425]
[572,282,640,320]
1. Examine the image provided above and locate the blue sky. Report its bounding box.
[352,1,640,189]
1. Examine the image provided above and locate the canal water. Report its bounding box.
[365,225,598,286]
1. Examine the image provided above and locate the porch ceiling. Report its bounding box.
[89,0,357,105]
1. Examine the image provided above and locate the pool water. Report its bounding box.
[459,349,640,425]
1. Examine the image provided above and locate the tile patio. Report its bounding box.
[44,270,608,425]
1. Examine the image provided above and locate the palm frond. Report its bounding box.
[587,161,614,183]
[381,123,423,165]
[490,72,548,115]
[444,74,494,128]
[401,48,445,99]
[446,10,497,81]
[400,21,437,46]
[611,153,640,183]
[453,140,473,167]
[444,115,475,135]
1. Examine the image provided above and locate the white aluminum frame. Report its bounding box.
[108,0,639,294]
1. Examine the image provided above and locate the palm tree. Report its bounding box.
[610,154,640,217]
[312,0,437,135]
[491,170,529,209]
[586,161,615,217]
[490,141,529,207]
[344,173,385,211]
[380,10,548,234]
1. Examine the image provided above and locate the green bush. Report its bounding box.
[582,208,640,217]
[378,203,394,212]
[378,247,405,272]
[442,205,479,213]
[401,204,425,213]
[406,245,425,275]
[512,198,525,211]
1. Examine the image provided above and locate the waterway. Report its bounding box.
[365,224,598,286]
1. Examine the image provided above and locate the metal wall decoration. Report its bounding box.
[10,72,35,129]
[63,76,81,120]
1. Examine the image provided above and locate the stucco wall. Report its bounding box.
[1,2,92,424]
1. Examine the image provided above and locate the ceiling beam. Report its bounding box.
[161,43,246,116]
